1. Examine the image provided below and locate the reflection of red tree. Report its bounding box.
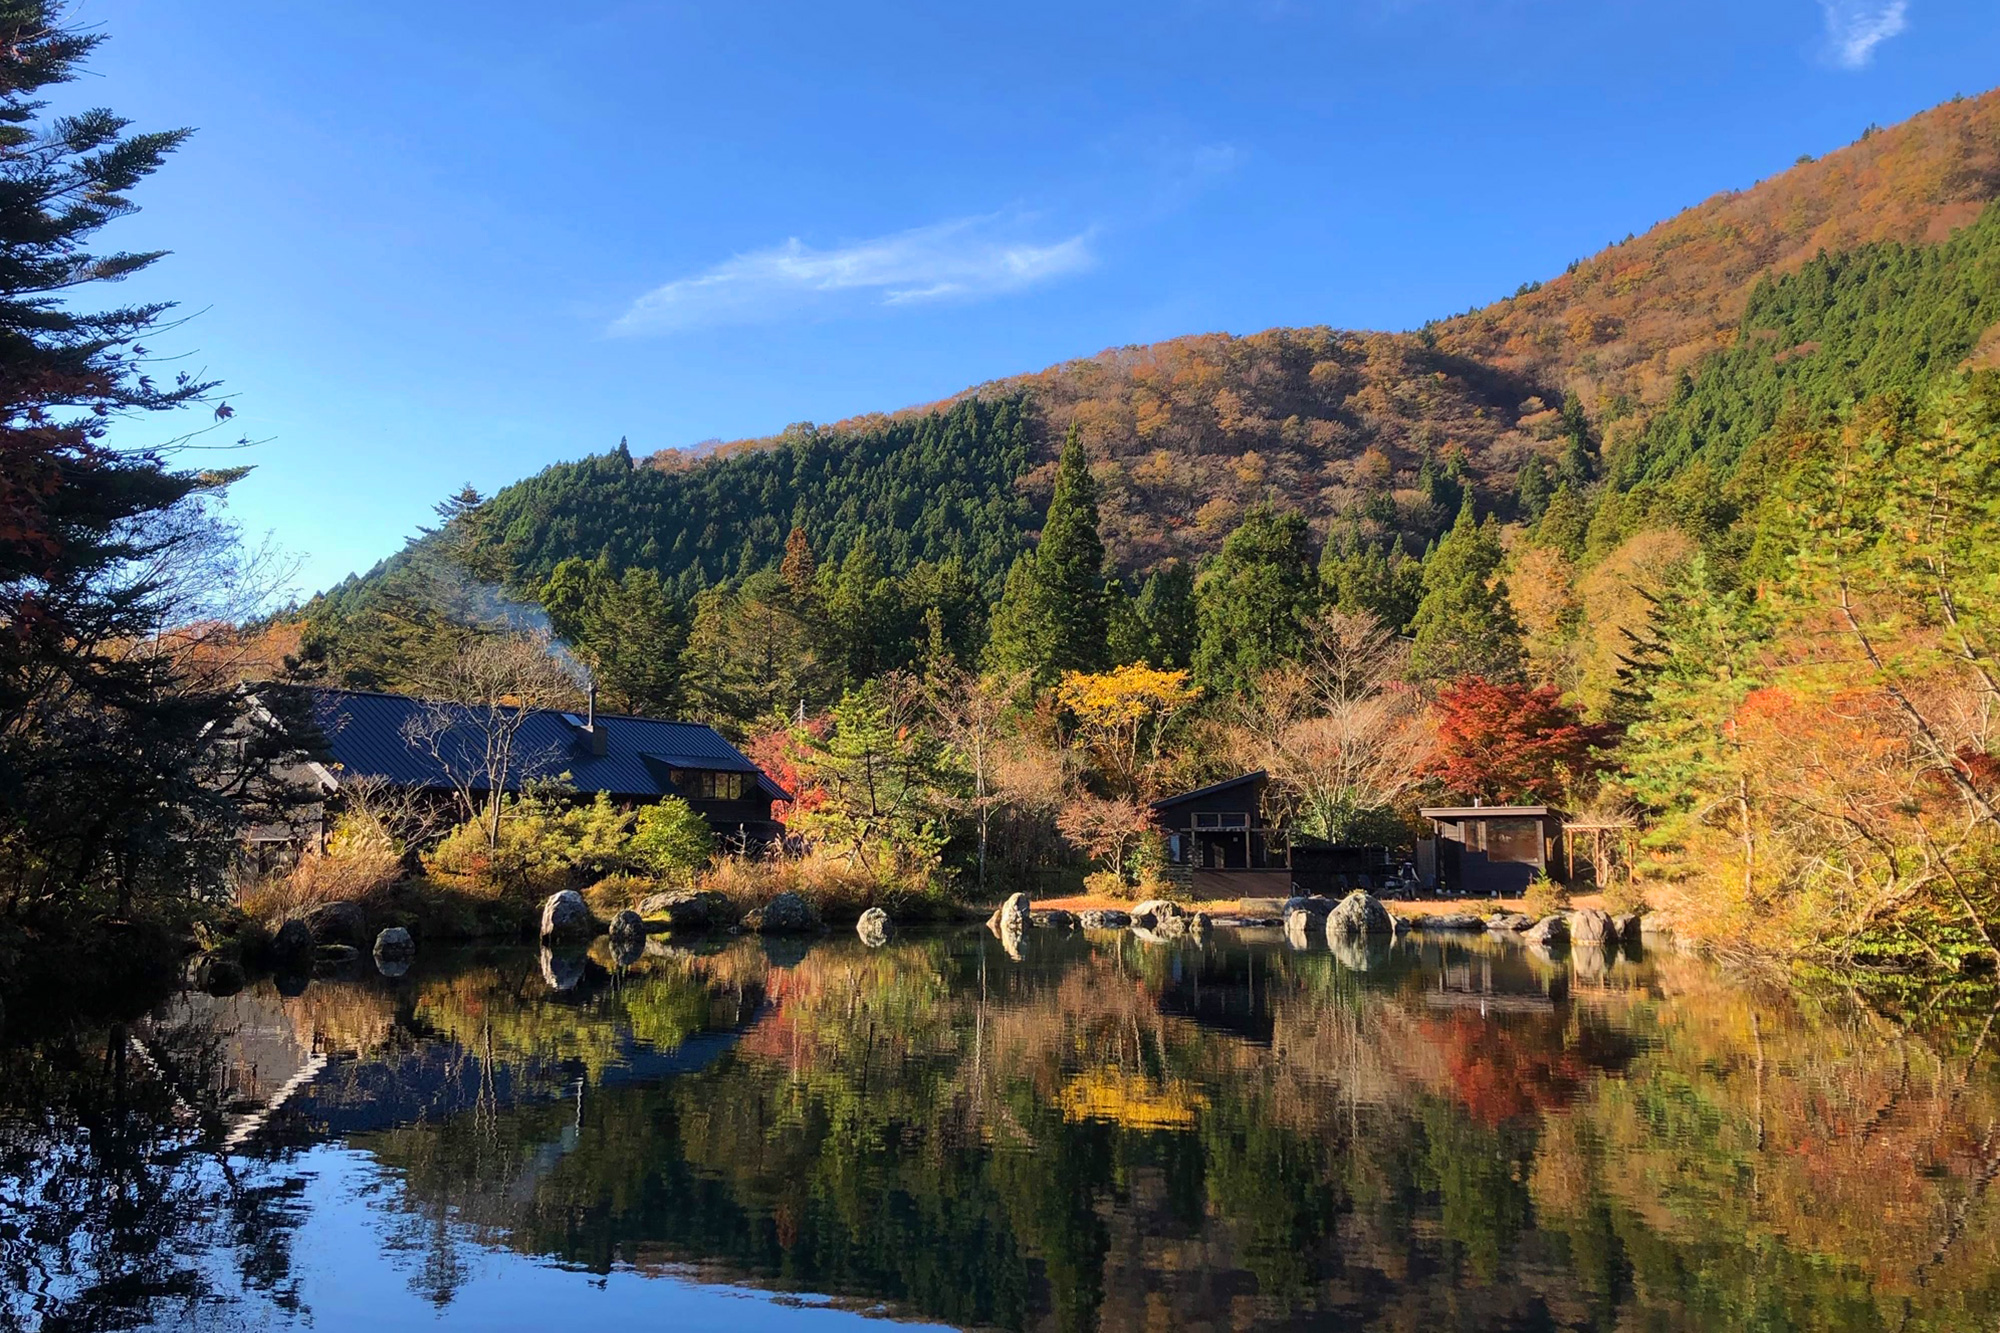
[743,718,830,825]
[1423,1013,1603,1125]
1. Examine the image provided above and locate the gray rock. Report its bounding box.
[1130,898,1187,928]
[1525,914,1570,947]
[1409,913,1487,932]
[1282,895,1337,919]
[272,918,314,962]
[1487,912,1536,932]
[1078,909,1131,929]
[1613,913,1643,944]
[1031,909,1079,929]
[1188,911,1213,938]
[305,900,367,946]
[637,889,734,931]
[987,892,1031,934]
[539,890,597,944]
[1283,910,1318,950]
[372,926,415,959]
[1568,908,1615,945]
[743,890,821,934]
[856,906,893,946]
[608,909,646,942]
[1325,890,1394,938]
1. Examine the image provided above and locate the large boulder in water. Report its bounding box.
[1568,908,1615,945]
[1079,909,1130,929]
[1325,891,1394,938]
[540,890,597,944]
[743,890,821,934]
[1525,914,1570,947]
[1612,913,1643,945]
[1031,909,1079,929]
[608,909,646,943]
[272,918,314,963]
[305,900,367,947]
[373,926,415,959]
[637,889,734,931]
[987,892,1031,934]
[856,906,893,947]
[188,951,245,996]
[1130,899,1186,928]
[1282,895,1336,920]
[1487,912,1536,932]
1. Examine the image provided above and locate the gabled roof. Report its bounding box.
[1151,771,1267,810]
[291,687,784,802]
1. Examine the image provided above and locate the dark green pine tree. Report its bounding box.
[1557,392,1597,490]
[1320,518,1422,631]
[1132,560,1197,668]
[986,427,1109,683]
[1192,505,1319,696]
[1515,454,1552,521]
[1408,494,1524,684]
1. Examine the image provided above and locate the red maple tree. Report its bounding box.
[1425,678,1619,804]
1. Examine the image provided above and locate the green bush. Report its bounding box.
[424,791,636,899]
[628,797,714,883]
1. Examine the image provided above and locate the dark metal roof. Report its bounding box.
[300,687,778,801]
[1420,805,1555,819]
[1151,771,1267,810]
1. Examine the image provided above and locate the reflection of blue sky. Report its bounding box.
[191,1145,956,1333]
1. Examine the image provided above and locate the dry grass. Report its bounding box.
[240,841,403,925]
[695,848,953,922]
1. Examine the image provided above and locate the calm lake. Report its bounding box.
[6,924,2000,1332]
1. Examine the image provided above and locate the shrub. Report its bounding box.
[584,872,658,917]
[240,809,403,925]
[1083,869,1127,900]
[1599,875,1649,916]
[628,797,714,883]
[695,846,952,922]
[1523,873,1572,919]
[423,791,636,900]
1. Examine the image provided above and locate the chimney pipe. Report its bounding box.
[587,684,596,730]
[584,685,607,756]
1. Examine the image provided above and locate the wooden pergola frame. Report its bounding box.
[1562,818,1639,887]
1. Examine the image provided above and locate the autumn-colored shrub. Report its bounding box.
[424,791,635,901]
[695,846,951,922]
[240,809,403,926]
[1082,869,1127,900]
[1523,874,1572,920]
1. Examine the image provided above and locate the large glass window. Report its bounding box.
[671,770,744,801]
[1192,811,1250,830]
[1483,818,1543,865]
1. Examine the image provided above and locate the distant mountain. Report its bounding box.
[327,88,2000,605]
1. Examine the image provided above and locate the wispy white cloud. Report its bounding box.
[610,213,1095,335]
[1818,0,1908,69]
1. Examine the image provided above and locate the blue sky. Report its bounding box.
[69,0,2000,596]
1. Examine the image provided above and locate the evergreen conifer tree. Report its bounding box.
[984,427,1109,683]
[1408,495,1524,683]
[1192,506,1319,695]
[1133,561,1197,668]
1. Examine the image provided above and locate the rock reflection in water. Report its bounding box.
[6,927,2000,1333]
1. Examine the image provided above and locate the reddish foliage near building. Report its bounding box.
[1425,677,1619,805]
[742,717,830,825]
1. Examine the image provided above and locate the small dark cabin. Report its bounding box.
[1419,805,1561,897]
[289,687,788,844]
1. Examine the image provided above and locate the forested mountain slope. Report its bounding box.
[417,89,2000,604]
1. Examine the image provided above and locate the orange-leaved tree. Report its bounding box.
[1426,678,1618,806]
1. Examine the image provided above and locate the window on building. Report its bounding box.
[671,770,744,801]
[1483,818,1543,865]
[1192,811,1250,830]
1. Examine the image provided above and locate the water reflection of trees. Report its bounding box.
[10,933,2000,1331]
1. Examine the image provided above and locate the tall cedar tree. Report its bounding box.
[1425,678,1618,805]
[0,5,304,922]
[987,426,1108,684]
[1407,496,1524,684]
[1192,505,1318,696]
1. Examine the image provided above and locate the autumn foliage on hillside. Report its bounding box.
[1439,89,2000,417]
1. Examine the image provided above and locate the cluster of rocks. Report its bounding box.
[984,893,1213,953]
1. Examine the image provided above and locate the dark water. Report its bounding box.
[6,925,2000,1332]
